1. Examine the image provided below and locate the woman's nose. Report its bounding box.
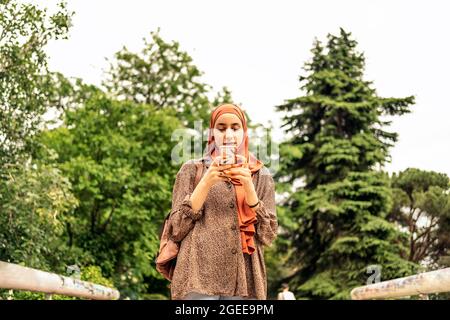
[224,129,236,140]
[224,128,234,137]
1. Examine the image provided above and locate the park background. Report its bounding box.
[1,0,449,299]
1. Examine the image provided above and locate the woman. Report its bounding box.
[168,103,278,300]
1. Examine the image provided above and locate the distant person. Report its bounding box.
[277,283,296,300]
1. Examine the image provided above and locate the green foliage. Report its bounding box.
[103,28,215,128]
[0,1,243,300]
[297,271,339,299]
[44,265,114,300]
[4,0,442,300]
[80,265,114,287]
[389,168,450,265]
[0,162,78,270]
[100,28,239,156]
[0,0,73,166]
[38,89,182,298]
[274,28,418,299]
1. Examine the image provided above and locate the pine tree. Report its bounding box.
[275,28,418,299]
[389,168,450,266]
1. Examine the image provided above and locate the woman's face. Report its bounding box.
[213,113,244,148]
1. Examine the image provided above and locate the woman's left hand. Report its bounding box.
[223,166,253,187]
[223,155,260,210]
[222,155,254,188]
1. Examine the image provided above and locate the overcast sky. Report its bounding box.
[42,0,450,176]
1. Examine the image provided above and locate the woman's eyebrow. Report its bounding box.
[217,123,241,126]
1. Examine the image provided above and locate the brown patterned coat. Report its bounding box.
[168,159,278,300]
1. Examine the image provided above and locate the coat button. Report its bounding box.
[231,248,237,254]
[231,225,237,231]
[229,202,235,209]
[227,182,233,189]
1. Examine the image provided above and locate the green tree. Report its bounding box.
[38,89,182,299]
[0,0,73,166]
[275,28,418,299]
[0,161,78,271]
[389,168,450,266]
[0,1,81,300]
[103,28,215,128]
[101,29,241,159]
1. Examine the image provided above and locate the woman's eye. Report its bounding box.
[217,127,240,132]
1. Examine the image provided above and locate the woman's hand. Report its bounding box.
[190,156,232,213]
[222,155,252,187]
[222,166,253,188]
[201,156,233,189]
[222,155,260,210]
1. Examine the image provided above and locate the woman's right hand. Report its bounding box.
[201,156,233,189]
[189,156,237,213]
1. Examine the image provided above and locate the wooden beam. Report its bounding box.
[351,267,450,300]
[0,261,120,300]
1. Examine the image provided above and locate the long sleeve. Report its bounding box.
[254,168,278,246]
[169,163,277,300]
[168,161,205,243]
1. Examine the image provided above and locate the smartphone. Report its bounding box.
[219,145,237,165]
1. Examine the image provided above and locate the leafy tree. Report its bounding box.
[103,28,214,128]
[0,0,73,166]
[389,168,450,266]
[33,26,242,299]
[274,28,418,299]
[101,29,241,158]
[38,89,182,299]
[0,1,82,300]
[46,71,104,112]
[0,160,78,271]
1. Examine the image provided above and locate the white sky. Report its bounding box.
[41,0,450,176]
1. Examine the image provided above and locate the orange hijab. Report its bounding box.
[204,103,264,255]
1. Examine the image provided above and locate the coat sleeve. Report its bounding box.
[168,161,205,243]
[254,167,278,247]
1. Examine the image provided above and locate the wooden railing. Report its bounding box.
[351,267,450,300]
[0,261,120,300]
